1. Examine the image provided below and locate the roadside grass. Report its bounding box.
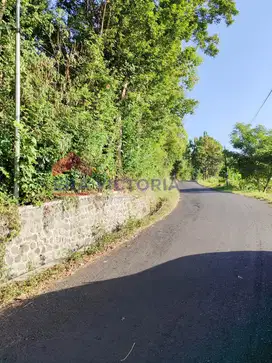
[198,179,272,204]
[0,188,180,310]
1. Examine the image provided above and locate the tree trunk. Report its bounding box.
[0,0,7,44]
[263,173,272,193]
[256,175,261,192]
[0,0,7,23]
[106,3,112,32]
[100,0,108,36]
[116,81,128,175]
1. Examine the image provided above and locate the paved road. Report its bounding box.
[1,181,272,363]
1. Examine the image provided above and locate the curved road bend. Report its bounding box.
[1,181,272,362]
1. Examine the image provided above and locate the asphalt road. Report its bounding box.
[1,181,272,363]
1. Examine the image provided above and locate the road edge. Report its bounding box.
[197,180,272,205]
[0,189,180,310]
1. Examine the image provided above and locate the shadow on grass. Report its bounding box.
[1,251,272,363]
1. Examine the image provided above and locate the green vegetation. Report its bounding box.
[194,123,272,203]
[230,123,272,193]
[0,188,179,308]
[0,0,238,204]
[0,193,20,280]
[189,132,224,180]
[198,179,272,204]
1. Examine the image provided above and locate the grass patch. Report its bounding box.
[0,189,179,309]
[198,179,272,204]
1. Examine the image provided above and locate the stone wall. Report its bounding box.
[3,192,156,281]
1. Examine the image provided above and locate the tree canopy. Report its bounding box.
[0,0,238,202]
[188,123,272,193]
[230,123,272,192]
[189,132,224,179]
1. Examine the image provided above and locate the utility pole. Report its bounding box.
[14,0,20,198]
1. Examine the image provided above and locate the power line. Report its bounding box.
[251,88,272,123]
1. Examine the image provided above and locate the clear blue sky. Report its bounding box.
[185,0,272,148]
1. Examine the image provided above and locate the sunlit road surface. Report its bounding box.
[1,181,272,363]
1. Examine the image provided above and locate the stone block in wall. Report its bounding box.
[1,192,155,282]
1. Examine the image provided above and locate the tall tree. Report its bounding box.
[190,133,224,179]
[231,123,272,192]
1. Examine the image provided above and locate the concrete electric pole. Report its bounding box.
[14,0,20,198]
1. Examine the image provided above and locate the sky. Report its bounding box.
[185,0,272,148]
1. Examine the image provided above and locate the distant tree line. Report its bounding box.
[182,123,272,193]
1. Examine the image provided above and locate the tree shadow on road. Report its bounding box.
[1,251,272,363]
[179,187,218,193]
[179,181,232,194]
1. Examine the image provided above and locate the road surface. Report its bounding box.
[1,181,272,362]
